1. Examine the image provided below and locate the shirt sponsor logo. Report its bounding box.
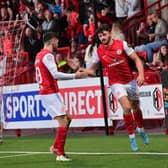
[108,60,124,67]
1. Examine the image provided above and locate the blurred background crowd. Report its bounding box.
[0,0,167,84]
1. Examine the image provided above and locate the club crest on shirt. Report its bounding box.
[116,49,122,55]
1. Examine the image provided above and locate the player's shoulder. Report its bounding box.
[113,39,125,45]
[97,44,105,55]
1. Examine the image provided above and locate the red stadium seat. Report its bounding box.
[137,51,147,62]
[133,71,161,85]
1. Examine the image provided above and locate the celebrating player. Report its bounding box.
[80,24,149,151]
[35,32,86,161]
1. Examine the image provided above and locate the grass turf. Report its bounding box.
[0,135,168,168]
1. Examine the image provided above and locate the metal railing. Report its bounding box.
[123,0,168,46]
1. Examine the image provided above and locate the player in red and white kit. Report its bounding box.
[81,24,149,151]
[35,32,86,161]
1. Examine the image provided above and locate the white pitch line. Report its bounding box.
[0,151,168,156]
[0,153,35,159]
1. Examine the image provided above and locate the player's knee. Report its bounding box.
[68,116,72,123]
[132,102,141,113]
[123,107,132,115]
[64,116,71,127]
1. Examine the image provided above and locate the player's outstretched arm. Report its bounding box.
[43,53,88,80]
[79,63,98,77]
[75,70,88,79]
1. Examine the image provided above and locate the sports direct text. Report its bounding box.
[3,86,105,122]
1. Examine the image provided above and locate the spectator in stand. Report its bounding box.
[55,53,71,73]
[136,14,156,44]
[97,4,113,26]
[35,3,46,23]
[114,0,127,23]
[79,0,93,25]
[41,9,60,33]
[70,38,85,59]
[24,27,43,65]
[125,0,141,18]
[35,1,47,21]
[36,1,47,13]
[84,35,99,69]
[65,0,80,12]
[64,7,86,45]
[70,38,78,53]
[47,0,62,16]
[68,56,84,73]
[150,12,167,41]
[83,13,95,42]
[124,0,141,45]
[6,0,20,20]
[1,30,14,55]
[0,1,15,21]
[97,0,115,16]
[134,33,168,62]
[24,5,40,31]
[55,51,83,73]
[111,21,125,40]
[147,44,168,71]
[6,1,15,20]
[0,7,10,22]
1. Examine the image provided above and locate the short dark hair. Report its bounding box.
[43,32,59,44]
[96,24,112,34]
[160,43,168,49]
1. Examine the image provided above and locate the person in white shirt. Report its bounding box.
[114,0,127,22]
[125,0,141,18]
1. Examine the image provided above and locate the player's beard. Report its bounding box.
[53,47,57,52]
[101,37,111,46]
[53,44,58,51]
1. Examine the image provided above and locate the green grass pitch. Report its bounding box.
[0,135,168,168]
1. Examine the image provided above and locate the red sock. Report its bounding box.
[133,111,143,128]
[56,127,68,156]
[53,134,58,149]
[123,113,134,135]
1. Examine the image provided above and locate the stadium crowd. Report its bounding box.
[0,0,167,79]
